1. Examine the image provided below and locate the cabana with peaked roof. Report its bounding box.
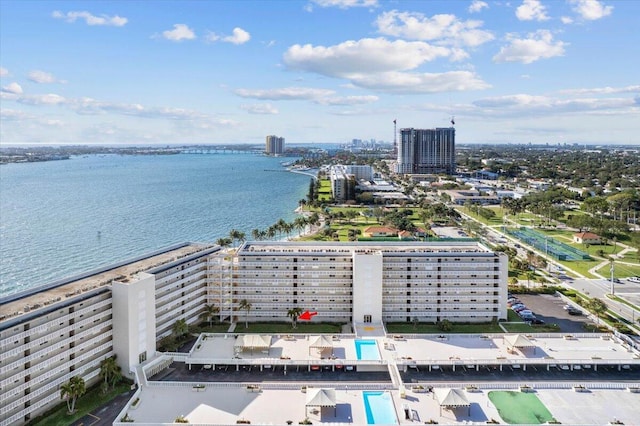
[504,334,535,354]
[308,335,333,357]
[234,334,272,354]
[433,388,470,416]
[305,388,336,417]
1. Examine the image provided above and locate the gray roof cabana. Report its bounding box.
[433,388,470,416]
[308,335,333,356]
[234,334,272,354]
[305,388,336,417]
[504,334,535,354]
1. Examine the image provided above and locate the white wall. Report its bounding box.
[112,272,157,374]
[352,252,383,324]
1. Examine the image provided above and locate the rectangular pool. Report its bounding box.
[363,391,397,424]
[354,339,380,360]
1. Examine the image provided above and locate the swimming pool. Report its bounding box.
[354,339,380,360]
[363,391,397,424]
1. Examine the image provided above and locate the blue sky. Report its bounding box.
[1,0,638,145]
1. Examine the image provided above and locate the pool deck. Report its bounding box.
[118,332,640,425]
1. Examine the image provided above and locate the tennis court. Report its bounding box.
[488,391,555,424]
[505,227,590,261]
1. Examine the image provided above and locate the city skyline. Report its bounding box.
[1,0,639,146]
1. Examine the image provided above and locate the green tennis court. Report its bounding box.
[488,391,555,424]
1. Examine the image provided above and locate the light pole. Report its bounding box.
[610,258,615,296]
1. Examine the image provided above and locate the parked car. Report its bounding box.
[513,306,528,313]
[628,276,640,283]
[531,318,545,325]
[518,310,534,318]
[567,308,583,316]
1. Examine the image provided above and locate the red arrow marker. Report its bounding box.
[298,311,318,321]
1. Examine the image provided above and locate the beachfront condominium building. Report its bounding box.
[1,240,505,425]
[328,164,374,202]
[0,243,219,426]
[265,135,285,155]
[225,241,507,326]
[396,127,455,175]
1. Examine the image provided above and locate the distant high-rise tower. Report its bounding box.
[396,127,455,174]
[265,135,285,155]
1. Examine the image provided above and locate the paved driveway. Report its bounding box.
[514,294,595,333]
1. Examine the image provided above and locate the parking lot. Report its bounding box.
[511,293,595,333]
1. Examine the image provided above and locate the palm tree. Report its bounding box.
[229,229,246,248]
[238,299,252,328]
[99,356,122,392]
[172,318,189,338]
[216,237,232,248]
[287,307,303,329]
[202,304,219,327]
[251,228,261,241]
[60,375,86,414]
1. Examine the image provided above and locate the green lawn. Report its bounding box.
[235,322,342,333]
[488,391,555,424]
[501,322,561,333]
[455,206,505,226]
[597,262,640,279]
[29,382,132,426]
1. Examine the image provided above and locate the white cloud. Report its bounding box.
[471,93,636,116]
[315,95,379,105]
[569,0,613,20]
[284,38,451,77]
[468,1,489,13]
[515,0,549,21]
[18,93,67,105]
[308,0,378,9]
[162,24,196,41]
[208,27,251,45]
[560,85,640,95]
[235,87,335,100]
[375,10,494,47]
[283,38,490,94]
[346,70,490,94]
[52,10,127,26]
[240,103,279,114]
[0,109,34,121]
[28,70,59,84]
[493,30,566,64]
[2,82,23,94]
[561,16,574,24]
[0,67,8,77]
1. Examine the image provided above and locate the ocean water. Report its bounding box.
[0,153,311,296]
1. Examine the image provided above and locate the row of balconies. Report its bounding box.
[382,303,497,311]
[154,258,208,280]
[1,306,112,357]
[1,367,102,426]
[155,261,208,285]
[1,318,112,374]
[1,336,111,394]
[0,298,111,350]
[155,291,206,328]
[156,302,203,339]
[155,270,207,299]
[155,277,207,306]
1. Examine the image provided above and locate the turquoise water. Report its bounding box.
[363,391,397,424]
[0,153,311,295]
[354,339,380,360]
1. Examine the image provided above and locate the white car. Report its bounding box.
[628,276,640,283]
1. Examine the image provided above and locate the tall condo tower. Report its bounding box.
[396,127,455,174]
[265,135,285,155]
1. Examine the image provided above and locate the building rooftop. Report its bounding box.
[238,241,494,255]
[0,242,215,326]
